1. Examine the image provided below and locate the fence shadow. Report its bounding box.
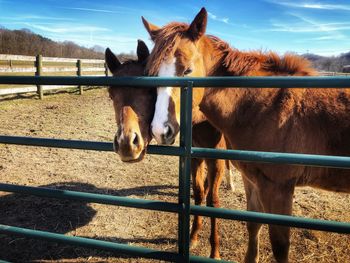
[0,182,178,262]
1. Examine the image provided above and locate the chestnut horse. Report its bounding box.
[142,8,350,263]
[105,40,156,162]
[142,15,236,259]
[106,40,234,257]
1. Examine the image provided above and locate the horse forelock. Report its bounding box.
[146,22,189,76]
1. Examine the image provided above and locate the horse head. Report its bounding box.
[106,40,156,162]
[142,8,208,145]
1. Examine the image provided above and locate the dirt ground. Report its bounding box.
[0,88,349,263]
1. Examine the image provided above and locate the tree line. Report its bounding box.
[0,26,135,61]
[302,52,350,73]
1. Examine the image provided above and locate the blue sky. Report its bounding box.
[1,0,350,56]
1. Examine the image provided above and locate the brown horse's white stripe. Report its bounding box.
[151,58,177,144]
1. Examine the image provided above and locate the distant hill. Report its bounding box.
[0,26,135,61]
[302,52,350,72]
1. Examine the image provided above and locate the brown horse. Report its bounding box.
[142,13,237,260]
[105,40,156,162]
[142,8,350,263]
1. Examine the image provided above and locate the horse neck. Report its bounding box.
[197,36,228,76]
[196,36,246,119]
[191,36,233,112]
[197,39,277,133]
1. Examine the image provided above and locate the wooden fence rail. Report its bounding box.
[0,54,107,99]
[319,71,350,76]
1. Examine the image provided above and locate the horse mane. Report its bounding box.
[208,35,317,76]
[146,22,189,76]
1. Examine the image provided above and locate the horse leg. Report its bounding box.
[258,178,295,263]
[224,137,235,192]
[243,177,263,263]
[206,158,225,259]
[204,175,209,198]
[225,159,235,192]
[190,158,206,249]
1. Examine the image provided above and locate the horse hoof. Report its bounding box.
[209,254,221,260]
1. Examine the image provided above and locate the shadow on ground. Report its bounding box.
[0,182,177,262]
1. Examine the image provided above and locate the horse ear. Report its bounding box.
[142,16,160,41]
[187,7,207,41]
[105,48,121,73]
[137,40,150,63]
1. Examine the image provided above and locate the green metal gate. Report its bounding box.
[0,76,350,263]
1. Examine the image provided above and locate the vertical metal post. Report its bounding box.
[178,81,193,263]
[35,55,43,99]
[77,60,83,95]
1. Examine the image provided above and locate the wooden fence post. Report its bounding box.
[77,59,83,95]
[36,54,43,99]
[105,62,109,76]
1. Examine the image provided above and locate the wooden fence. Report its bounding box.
[0,54,107,99]
[320,71,350,76]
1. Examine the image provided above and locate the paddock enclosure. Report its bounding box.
[0,76,350,262]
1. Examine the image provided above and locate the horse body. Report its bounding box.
[200,84,350,263]
[201,86,350,191]
[143,7,350,262]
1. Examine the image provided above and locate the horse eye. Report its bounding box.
[184,68,192,75]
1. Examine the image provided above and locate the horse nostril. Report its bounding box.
[164,124,173,140]
[132,132,140,147]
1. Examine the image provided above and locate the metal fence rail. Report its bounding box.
[1,76,350,263]
[0,75,350,87]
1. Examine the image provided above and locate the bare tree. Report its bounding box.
[0,26,105,59]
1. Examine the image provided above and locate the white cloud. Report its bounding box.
[1,15,75,21]
[46,33,141,53]
[260,12,350,53]
[207,11,230,24]
[62,7,130,14]
[295,34,346,42]
[269,22,350,32]
[24,23,110,34]
[265,0,350,11]
[267,13,350,42]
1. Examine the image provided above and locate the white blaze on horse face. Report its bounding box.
[151,58,177,144]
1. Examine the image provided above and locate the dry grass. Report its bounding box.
[0,89,349,262]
